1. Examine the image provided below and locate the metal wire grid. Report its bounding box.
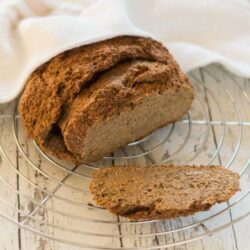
[0,65,249,249]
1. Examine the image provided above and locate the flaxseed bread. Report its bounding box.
[90,165,240,220]
[19,36,194,163]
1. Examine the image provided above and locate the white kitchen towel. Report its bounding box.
[1,0,250,103]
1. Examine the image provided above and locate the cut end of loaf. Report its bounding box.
[90,165,240,220]
[65,84,194,163]
[59,59,194,163]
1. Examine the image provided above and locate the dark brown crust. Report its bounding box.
[19,36,194,163]
[90,165,240,220]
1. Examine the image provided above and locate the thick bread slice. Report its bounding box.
[19,36,194,164]
[90,165,240,220]
[59,60,194,162]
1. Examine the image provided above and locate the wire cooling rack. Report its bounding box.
[0,65,249,249]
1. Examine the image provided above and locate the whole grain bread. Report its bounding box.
[90,165,240,220]
[19,36,194,163]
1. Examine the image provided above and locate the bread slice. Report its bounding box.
[19,36,194,164]
[90,165,240,220]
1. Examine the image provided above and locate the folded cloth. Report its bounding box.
[0,0,250,103]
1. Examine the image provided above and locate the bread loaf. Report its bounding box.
[19,36,194,163]
[90,165,240,220]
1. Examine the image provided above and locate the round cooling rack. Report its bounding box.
[0,64,250,249]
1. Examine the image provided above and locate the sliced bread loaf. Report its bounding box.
[19,36,194,163]
[90,165,240,220]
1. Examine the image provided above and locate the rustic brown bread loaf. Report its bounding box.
[19,36,194,163]
[90,165,240,220]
